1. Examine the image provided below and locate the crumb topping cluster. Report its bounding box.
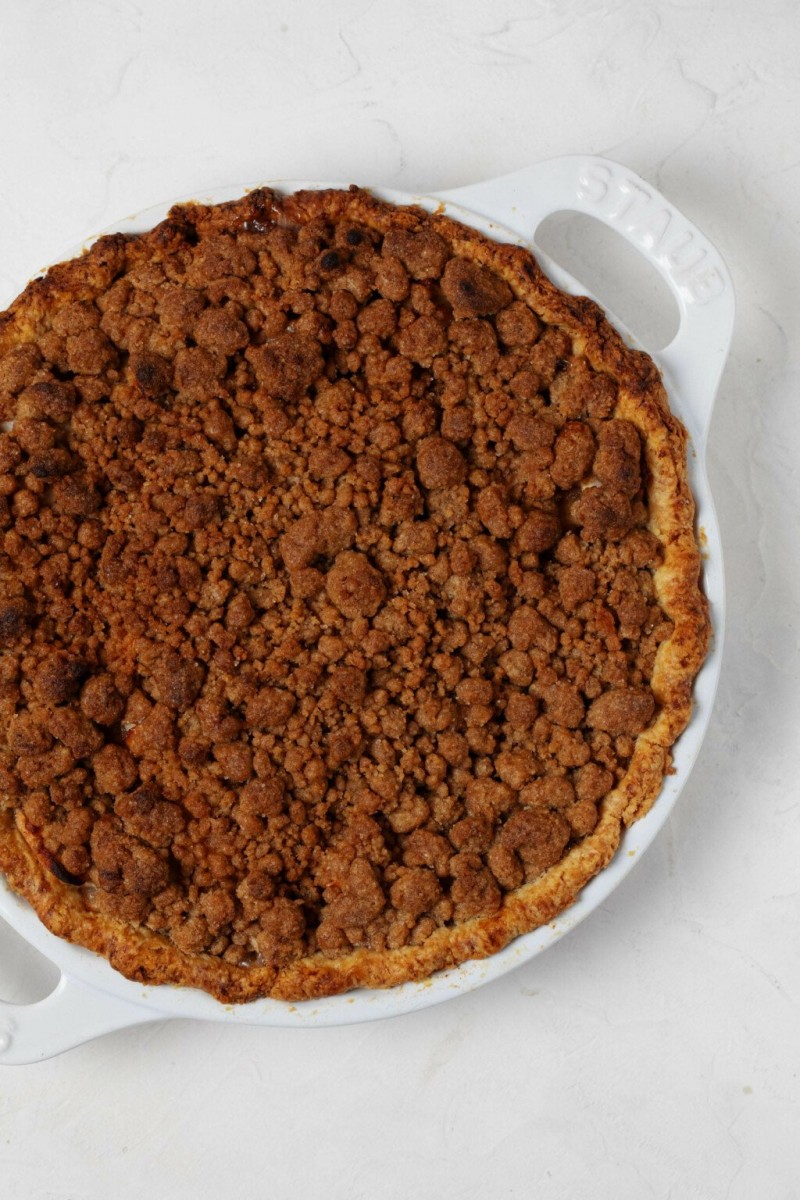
[0,193,672,972]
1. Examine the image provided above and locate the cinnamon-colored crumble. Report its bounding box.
[0,188,709,1001]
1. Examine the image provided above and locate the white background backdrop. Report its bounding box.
[1,2,799,1197]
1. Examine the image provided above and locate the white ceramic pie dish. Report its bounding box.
[0,156,733,1062]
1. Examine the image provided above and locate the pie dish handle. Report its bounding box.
[0,973,162,1065]
[432,155,735,449]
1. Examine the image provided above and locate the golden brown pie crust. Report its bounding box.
[0,187,709,1002]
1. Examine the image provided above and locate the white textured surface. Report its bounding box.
[0,1,798,1197]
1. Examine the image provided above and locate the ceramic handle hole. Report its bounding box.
[0,915,60,1005]
[535,211,681,353]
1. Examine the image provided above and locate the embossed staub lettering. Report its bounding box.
[576,161,726,304]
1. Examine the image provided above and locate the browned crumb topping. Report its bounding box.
[0,193,673,972]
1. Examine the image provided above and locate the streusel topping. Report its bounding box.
[0,191,672,972]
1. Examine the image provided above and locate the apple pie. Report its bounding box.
[0,187,709,1001]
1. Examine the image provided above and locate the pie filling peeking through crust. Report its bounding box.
[0,187,709,1002]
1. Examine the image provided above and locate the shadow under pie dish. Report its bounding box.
[0,185,709,1004]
